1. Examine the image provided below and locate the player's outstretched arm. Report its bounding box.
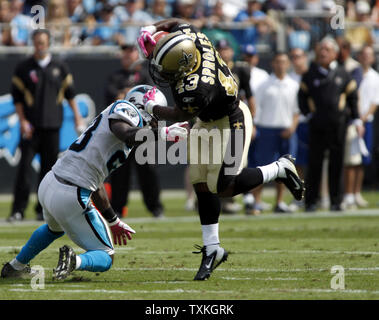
[109,119,158,147]
[109,119,188,145]
[153,18,186,32]
[91,185,135,246]
[137,19,185,57]
[150,105,195,122]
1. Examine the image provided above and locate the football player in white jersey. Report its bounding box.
[1,85,188,280]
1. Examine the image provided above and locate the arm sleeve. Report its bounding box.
[240,67,253,99]
[10,65,25,104]
[298,78,310,116]
[61,62,76,100]
[345,79,359,120]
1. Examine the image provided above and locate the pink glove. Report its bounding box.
[143,86,158,114]
[137,26,157,58]
[109,218,136,245]
[161,122,189,142]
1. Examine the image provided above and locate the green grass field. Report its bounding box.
[1,190,379,300]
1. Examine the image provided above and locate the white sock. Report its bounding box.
[258,162,280,183]
[243,193,255,205]
[202,224,220,255]
[344,193,355,204]
[75,256,82,270]
[9,258,26,271]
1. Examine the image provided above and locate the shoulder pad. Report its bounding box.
[108,100,142,127]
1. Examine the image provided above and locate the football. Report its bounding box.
[145,31,169,57]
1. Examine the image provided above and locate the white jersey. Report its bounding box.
[53,100,143,191]
[359,68,379,122]
[254,74,299,128]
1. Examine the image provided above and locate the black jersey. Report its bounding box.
[170,24,239,122]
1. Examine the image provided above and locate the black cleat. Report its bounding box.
[53,245,76,280]
[276,154,305,201]
[193,245,228,281]
[1,262,36,278]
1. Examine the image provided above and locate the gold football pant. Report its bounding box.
[188,101,253,194]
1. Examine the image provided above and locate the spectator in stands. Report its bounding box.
[232,0,273,47]
[92,3,122,46]
[262,0,286,12]
[242,44,269,96]
[371,0,379,22]
[149,0,169,21]
[204,0,231,26]
[82,0,96,14]
[289,47,309,211]
[252,52,300,214]
[0,0,12,46]
[8,29,84,221]
[344,45,379,208]
[105,44,150,104]
[46,0,72,47]
[67,0,91,46]
[22,0,48,15]
[296,0,323,11]
[104,44,164,218]
[9,0,32,46]
[68,0,88,22]
[174,0,205,29]
[298,37,363,212]
[115,0,154,45]
[346,0,374,50]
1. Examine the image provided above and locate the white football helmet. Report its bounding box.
[125,85,167,123]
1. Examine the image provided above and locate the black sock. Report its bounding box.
[232,168,263,196]
[196,191,221,225]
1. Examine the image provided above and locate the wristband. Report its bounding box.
[102,207,118,223]
[145,100,156,114]
[142,25,157,35]
[108,217,120,227]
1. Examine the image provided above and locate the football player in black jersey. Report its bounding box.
[137,19,305,280]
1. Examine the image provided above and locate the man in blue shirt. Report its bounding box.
[232,0,267,47]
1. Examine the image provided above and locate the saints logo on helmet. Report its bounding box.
[149,31,198,85]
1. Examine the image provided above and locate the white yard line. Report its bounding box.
[1,208,379,226]
[222,277,303,281]
[113,266,379,273]
[7,287,379,295]
[0,246,378,257]
[8,288,235,294]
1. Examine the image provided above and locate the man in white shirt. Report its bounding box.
[252,52,300,213]
[242,43,270,214]
[344,45,379,208]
